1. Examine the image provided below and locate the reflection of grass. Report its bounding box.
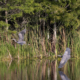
[0,58,80,80]
[69,59,80,80]
[60,59,80,80]
[0,61,8,77]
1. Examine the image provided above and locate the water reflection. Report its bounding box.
[0,59,79,80]
[59,71,70,80]
[51,60,57,80]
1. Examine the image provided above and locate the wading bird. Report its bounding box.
[59,71,70,80]
[12,29,26,45]
[12,29,26,57]
[58,48,71,68]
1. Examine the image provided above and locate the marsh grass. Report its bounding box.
[0,30,53,59]
[0,28,80,59]
[66,31,80,58]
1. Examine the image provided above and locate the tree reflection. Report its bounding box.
[0,59,78,80]
[42,61,46,80]
[51,60,57,80]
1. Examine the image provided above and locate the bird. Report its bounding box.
[12,29,26,57]
[58,48,71,68]
[59,71,70,80]
[12,29,26,45]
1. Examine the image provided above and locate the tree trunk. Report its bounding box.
[5,10,8,31]
[62,28,66,51]
[51,22,57,57]
[41,37,46,55]
[41,19,46,55]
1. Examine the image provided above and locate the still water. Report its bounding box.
[0,58,79,80]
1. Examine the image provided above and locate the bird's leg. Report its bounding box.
[21,45,22,57]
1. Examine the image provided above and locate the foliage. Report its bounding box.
[0,0,80,58]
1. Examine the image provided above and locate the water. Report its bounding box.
[0,58,79,80]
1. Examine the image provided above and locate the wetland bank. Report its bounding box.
[0,0,80,80]
[0,0,80,59]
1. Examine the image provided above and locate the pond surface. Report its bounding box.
[0,58,80,80]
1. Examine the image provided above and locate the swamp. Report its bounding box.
[0,0,80,80]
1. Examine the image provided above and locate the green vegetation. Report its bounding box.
[0,0,80,59]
